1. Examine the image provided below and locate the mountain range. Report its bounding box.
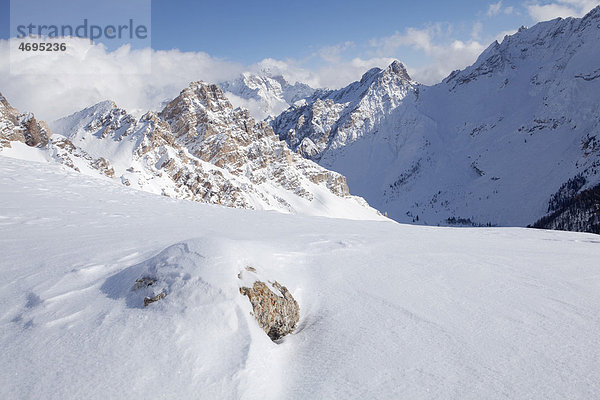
[2,7,600,232]
[0,83,379,220]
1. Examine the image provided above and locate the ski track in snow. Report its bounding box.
[1,155,599,399]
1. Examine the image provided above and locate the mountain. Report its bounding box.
[273,60,417,161]
[219,73,316,120]
[273,7,600,232]
[0,86,380,220]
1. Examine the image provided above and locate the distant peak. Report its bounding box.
[386,60,411,80]
[75,100,118,116]
[179,81,226,100]
[96,100,117,109]
[188,80,210,89]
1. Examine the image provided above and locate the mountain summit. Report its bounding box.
[273,60,417,162]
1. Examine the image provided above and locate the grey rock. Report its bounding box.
[240,281,299,341]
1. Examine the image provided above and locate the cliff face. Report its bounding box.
[0,92,49,148]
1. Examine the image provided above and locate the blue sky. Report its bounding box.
[1,0,599,121]
[148,0,510,62]
[3,0,598,69]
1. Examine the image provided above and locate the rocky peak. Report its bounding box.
[51,100,136,142]
[159,81,235,141]
[358,61,411,87]
[180,81,233,112]
[0,93,49,148]
[386,60,411,81]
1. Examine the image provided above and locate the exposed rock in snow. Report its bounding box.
[240,280,299,341]
[144,292,166,307]
[3,155,600,399]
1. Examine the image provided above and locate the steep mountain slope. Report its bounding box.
[2,155,600,399]
[273,7,600,230]
[220,73,315,120]
[0,87,379,220]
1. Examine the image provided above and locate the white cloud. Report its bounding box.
[318,41,355,64]
[0,37,394,122]
[487,1,504,16]
[487,1,515,17]
[527,0,600,21]
[0,38,244,122]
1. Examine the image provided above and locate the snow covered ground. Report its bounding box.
[1,154,599,399]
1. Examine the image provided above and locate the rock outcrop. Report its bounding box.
[240,281,299,341]
[0,92,50,148]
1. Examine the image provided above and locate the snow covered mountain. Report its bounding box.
[0,86,380,220]
[273,60,417,161]
[219,73,315,120]
[2,155,600,399]
[273,7,600,231]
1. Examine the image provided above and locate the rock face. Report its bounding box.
[0,92,50,148]
[272,7,600,232]
[240,281,299,341]
[43,82,379,218]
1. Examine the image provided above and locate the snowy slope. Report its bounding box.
[273,8,600,229]
[219,73,315,120]
[1,155,600,399]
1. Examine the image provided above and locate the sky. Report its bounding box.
[1,0,599,121]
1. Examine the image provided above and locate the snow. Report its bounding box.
[1,154,599,399]
[0,141,50,163]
